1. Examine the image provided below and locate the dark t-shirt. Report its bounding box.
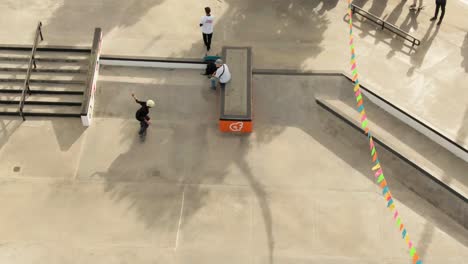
[205,62,217,75]
[135,100,149,121]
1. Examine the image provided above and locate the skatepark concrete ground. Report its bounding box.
[1,0,467,148]
[0,66,466,263]
[1,0,467,263]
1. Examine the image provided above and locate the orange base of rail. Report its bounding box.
[219,120,253,133]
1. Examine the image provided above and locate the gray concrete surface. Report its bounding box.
[317,97,468,228]
[223,48,248,116]
[0,67,467,263]
[0,0,466,149]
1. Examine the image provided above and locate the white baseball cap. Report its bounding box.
[146,100,155,108]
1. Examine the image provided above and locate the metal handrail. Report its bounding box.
[351,4,421,47]
[19,21,44,121]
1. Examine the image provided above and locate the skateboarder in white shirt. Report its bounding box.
[200,7,214,52]
[211,59,231,90]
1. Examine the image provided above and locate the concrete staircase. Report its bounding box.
[0,48,90,118]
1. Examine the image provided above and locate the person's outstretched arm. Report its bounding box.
[132,93,144,104]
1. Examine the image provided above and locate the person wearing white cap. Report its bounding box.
[132,93,155,136]
[211,59,231,90]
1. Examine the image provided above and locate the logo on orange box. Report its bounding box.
[229,122,244,132]
[219,120,252,133]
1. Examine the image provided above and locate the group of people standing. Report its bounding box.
[410,0,447,25]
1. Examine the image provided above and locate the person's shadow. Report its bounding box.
[387,8,420,58]
[407,20,440,76]
[462,33,468,73]
[359,0,389,38]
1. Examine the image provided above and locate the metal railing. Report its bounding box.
[18,21,44,120]
[350,4,421,47]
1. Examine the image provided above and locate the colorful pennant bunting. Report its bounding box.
[346,2,422,263]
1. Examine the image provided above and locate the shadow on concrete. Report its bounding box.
[76,68,468,263]
[462,33,468,73]
[237,139,274,264]
[352,0,370,7]
[345,3,417,56]
[358,0,389,38]
[408,21,440,76]
[316,0,340,15]
[51,119,86,151]
[367,0,389,18]
[456,108,468,147]
[43,0,165,42]
[88,121,187,227]
[84,66,279,262]
[0,117,22,151]
[251,74,468,249]
[416,223,435,260]
[167,0,331,69]
[382,0,406,25]
[387,4,420,58]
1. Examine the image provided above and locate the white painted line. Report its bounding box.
[174,185,186,250]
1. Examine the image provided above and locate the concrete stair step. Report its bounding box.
[0,82,84,94]
[0,73,86,84]
[0,93,82,106]
[0,62,87,73]
[0,104,81,117]
[0,49,90,58]
[0,53,89,63]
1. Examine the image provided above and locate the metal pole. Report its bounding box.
[39,24,43,41]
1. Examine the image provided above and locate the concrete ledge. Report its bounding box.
[100,55,205,69]
[80,28,102,127]
[316,98,468,229]
[359,87,468,163]
[253,68,468,163]
[252,68,343,76]
[218,47,252,133]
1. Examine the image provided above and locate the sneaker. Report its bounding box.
[430,17,437,21]
[437,20,442,26]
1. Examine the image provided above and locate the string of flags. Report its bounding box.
[346,2,422,264]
